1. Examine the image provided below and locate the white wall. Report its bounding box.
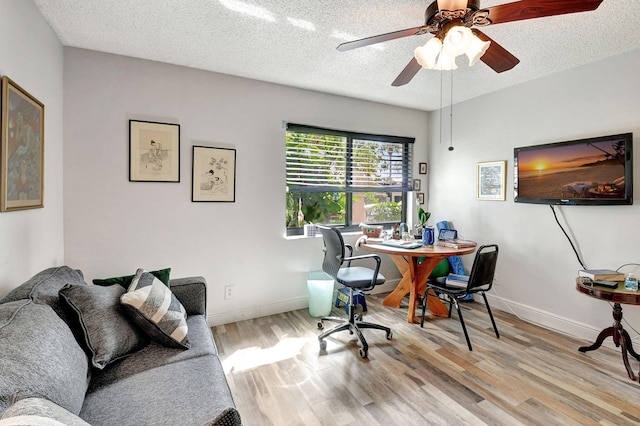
[0,0,65,295]
[62,47,428,325]
[427,48,640,342]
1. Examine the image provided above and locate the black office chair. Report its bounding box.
[420,244,500,351]
[316,225,392,358]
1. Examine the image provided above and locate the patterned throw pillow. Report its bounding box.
[120,269,190,349]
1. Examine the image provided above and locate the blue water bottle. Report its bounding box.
[422,226,435,246]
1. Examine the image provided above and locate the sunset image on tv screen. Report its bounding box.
[517,139,626,200]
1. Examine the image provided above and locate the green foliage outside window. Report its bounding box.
[286,191,343,227]
[369,201,402,222]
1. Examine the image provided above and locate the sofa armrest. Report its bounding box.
[170,276,207,316]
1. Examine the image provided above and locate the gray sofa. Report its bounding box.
[0,266,241,426]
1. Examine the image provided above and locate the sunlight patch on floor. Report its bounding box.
[222,337,309,374]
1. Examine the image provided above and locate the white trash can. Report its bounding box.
[307,271,334,317]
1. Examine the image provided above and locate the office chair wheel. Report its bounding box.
[317,321,324,330]
[319,340,327,350]
[386,330,393,340]
[358,348,368,358]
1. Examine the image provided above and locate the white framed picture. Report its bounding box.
[477,160,506,201]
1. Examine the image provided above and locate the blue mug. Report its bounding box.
[422,226,435,246]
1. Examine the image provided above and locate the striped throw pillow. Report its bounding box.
[120,269,190,349]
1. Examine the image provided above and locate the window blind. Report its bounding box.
[286,123,414,193]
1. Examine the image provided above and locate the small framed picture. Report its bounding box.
[417,192,425,204]
[477,160,506,201]
[413,179,421,191]
[192,146,236,202]
[419,162,427,174]
[1,76,45,212]
[129,120,180,182]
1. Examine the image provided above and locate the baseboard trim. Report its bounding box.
[208,283,616,350]
[207,279,401,327]
[208,297,309,326]
[486,293,620,350]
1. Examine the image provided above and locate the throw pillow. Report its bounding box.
[120,269,190,349]
[59,284,149,369]
[92,267,171,288]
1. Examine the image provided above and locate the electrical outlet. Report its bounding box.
[224,285,234,300]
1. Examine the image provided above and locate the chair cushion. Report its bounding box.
[59,284,149,369]
[337,266,385,288]
[121,269,190,349]
[0,300,89,415]
[92,267,171,288]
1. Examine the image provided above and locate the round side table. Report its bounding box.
[576,277,640,381]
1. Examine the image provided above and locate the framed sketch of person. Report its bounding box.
[129,120,180,182]
[1,76,45,212]
[192,146,236,202]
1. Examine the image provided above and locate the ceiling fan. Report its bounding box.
[337,0,605,86]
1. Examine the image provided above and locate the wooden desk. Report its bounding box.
[360,242,476,323]
[575,277,640,381]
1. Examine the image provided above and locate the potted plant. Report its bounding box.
[414,205,431,238]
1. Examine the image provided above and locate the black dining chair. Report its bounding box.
[316,225,392,358]
[420,244,500,351]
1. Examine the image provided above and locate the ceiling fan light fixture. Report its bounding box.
[442,25,472,57]
[434,52,458,71]
[414,37,442,69]
[465,35,490,66]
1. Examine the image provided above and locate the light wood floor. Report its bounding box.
[212,293,640,425]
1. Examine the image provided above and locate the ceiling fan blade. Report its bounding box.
[473,30,520,73]
[337,26,427,52]
[391,57,422,87]
[484,0,604,25]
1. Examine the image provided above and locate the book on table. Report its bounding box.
[436,239,477,249]
[578,269,625,281]
[380,239,422,249]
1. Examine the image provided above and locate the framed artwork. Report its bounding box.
[413,179,421,191]
[192,146,236,202]
[419,162,427,174]
[1,76,44,212]
[477,160,506,201]
[417,192,425,204]
[129,120,180,182]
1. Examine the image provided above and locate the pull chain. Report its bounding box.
[449,70,454,151]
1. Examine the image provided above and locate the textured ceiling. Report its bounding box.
[34,0,640,111]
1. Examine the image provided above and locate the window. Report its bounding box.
[286,123,414,235]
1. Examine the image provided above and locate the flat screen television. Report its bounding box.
[514,132,633,205]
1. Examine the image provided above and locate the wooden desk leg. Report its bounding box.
[407,257,444,324]
[381,254,450,323]
[579,303,638,381]
[382,255,411,308]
